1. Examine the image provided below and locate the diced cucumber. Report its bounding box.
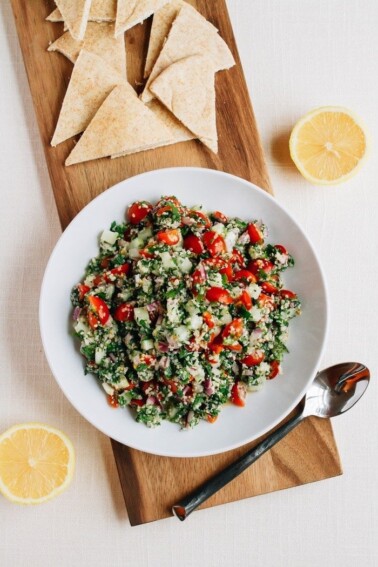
[141,339,154,351]
[212,223,225,235]
[160,251,176,269]
[134,306,150,326]
[185,300,200,315]
[100,230,118,245]
[138,226,153,241]
[175,325,190,343]
[95,347,106,364]
[187,314,203,330]
[224,229,238,252]
[102,382,115,395]
[177,256,192,273]
[250,306,262,322]
[247,283,261,299]
[74,318,90,334]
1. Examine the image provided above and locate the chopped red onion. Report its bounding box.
[157,343,169,353]
[146,395,158,406]
[186,410,194,426]
[203,379,215,396]
[109,353,117,362]
[73,306,82,321]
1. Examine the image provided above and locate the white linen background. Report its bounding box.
[1,1,377,566]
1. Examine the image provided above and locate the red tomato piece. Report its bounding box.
[107,394,119,408]
[139,248,154,259]
[162,378,178,394]
[280,289,297,299]
[156,229,180,245]
[100,256,112,269]
[212,211,228,224]
[187,210,211,229]
[192,268,206,287]
[114,303,134,322]
[231,382,247,407]
[261,281,279,294]
[248,259,274,277]
[247,223,264,244]
[130,399,145,407]
[237,290,252,310]
[219,263,234,282]
[110,263,130,277]
[183,233,204,254]
[203,311,215,328]
[77,284,90,301]
[258,293,275,310]
[230,249,246,267]
[222,318,243,339]
[224,343,243,352]
[206,287,233,304]
[87,311,99,330]
[268,360,280,379]
[87,296,110,325]
[128,201,152,224]
[206,414,218,423]
[233,269,257,284]
[208,334,224,354]
[241,352,265,366]
[203,231,226,257]
[275,244,288,255]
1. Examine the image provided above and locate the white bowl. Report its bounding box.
[39,167,328,457]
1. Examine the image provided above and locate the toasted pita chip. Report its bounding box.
[141,4,234,103]
[47,0,116,22]
[66,84,188,165]
[55,0,92,40]
[48,23,126,76]
[144,0,185,78]
[51,50,127,146]
[115,0,171,37]
[150,55,217,153]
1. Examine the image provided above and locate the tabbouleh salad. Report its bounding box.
[71,196,301,428]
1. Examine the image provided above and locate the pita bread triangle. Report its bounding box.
[141,3,235,102]
[144,0,184,78]
[48,23,126,77]
[149,55,218,153]
[47,0,116,23]
[55,0,92,40]
[115,0,171,37]
[51,50,126,147]
[65,84,189,165]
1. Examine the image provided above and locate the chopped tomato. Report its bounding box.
[110,263,130,277]
[275,244,288,255]
[224,343,243,352]
[280,289,297,299]
[208,334,224,354]
[141,354,156,366]
[141,381,155,393]
[183,233,204,254]
[261,281,279,294]
[192,268,206,286]
[248,259,274,277]
[87,296,110,325]
[114,303,134,322]
[237,290,252,310]
[186,210,211,229]
[219,263,233,282]
[206,414,218,423]
[107,394,119,408]
[231,382,247,407]
[233,269,257,284]
[258,293,275,310]
[222,318,243,339]
[203,231,226,257]
[203,311,215,328]
[100,256,112,269]
[87,310,99,329]
[77,284,90,301]
[157,196,181,207]
[247,223,264,244]
[206,287,233,304]
[128,201,152,224]
[231,249,245,267]
[212,211,228,224]
[268,360,280,379]
[156,229,180,245]
[130,398,145,407]
[139,248,154,259]
[162,378,178,394]
[241,352,265,366]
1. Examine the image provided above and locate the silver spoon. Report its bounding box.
[172,362,369,521]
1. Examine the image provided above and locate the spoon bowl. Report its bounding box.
[173,362,370,521]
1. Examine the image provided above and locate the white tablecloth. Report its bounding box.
[1,1,377,565]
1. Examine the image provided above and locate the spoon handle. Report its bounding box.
[172,410,305,521]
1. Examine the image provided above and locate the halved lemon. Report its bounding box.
[289,106,368,185]
[0,423,75,505]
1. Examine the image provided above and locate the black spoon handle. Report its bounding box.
[172,410,305,521]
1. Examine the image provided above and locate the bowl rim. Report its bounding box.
[39,166,329,457]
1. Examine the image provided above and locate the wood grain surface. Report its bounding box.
[11,0,342,526]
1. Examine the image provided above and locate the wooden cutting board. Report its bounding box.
[11,0,342,526]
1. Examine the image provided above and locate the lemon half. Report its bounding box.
[0,423,75,505]
[289,106,368,185]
